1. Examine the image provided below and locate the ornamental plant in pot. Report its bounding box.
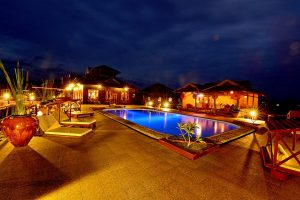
[0,61,38,147]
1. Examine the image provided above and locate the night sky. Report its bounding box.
[1,0,300,101]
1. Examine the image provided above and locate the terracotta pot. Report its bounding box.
[1,115,38,147]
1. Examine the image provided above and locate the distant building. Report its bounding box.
[66,65,138,104]
[175,80,263,110]
[141,83,178,107]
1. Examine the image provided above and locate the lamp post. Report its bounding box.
[249,110,257,124]
[29,93,35,104]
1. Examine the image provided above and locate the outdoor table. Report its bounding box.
[262,119,300,177]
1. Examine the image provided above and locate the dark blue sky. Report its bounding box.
[1,0,300,100]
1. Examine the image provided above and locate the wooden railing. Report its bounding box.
[261,119,300,178]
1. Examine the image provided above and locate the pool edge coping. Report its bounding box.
[97,108,256,144]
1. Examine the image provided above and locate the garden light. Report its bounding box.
[4,92,10,104]
[163,102,169,108]
[250,110,257,118]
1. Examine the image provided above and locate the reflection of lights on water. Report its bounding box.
[164,112,167,128]
[123,113,127,119]
[220,124,225,133]
[214,123,218,133]
[148,111,152,123]
[194,118,202,137]
[196,126,202,138]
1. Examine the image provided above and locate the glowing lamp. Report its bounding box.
[148,101,153,106]
[29,95,35,101]
[197,93,204,98]
[163,102,169,108]
[4,92,10,104]
[98,84,102,89]
[37,111,43,116]
[250,110,257,118]
[124,87,129,91]
[230,91,234,94]
[4,92,10,100]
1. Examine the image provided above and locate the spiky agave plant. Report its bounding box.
[0,60,28,115]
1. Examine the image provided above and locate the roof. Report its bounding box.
[80,65,124,88]
[175,80,263,95]
[85,65,120,78]
[174,83,202,93]
[203,80,248,92]
[80,76,126,88]
[142,83,174,95]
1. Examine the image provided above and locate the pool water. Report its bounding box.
[104,109,238,138]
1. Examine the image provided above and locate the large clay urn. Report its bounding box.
[1,115,38,147]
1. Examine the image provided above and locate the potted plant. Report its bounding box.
[0,60,38,147]
[159,122,218,160]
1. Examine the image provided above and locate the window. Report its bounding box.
[88,89,98,101]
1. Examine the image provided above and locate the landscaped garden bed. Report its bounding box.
[159,137,219,160]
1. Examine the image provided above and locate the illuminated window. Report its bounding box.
[88,89,98,101]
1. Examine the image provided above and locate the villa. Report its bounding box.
[65,65,138,105]
[176,80,263,116]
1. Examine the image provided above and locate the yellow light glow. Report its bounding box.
[66,83,75,91]
[37,111,43,116]
[124,87,129,91]
[77,83,83,89]
[244,96,247,98]
[163,102,169,108]
[98,84,102,89]
[29,95,35,101]
[148,101,153,106]
[198,93,204,98]
[230,91,234,94]
[162,108,170,112]
[3,93,10,99]
[250,110,257,117]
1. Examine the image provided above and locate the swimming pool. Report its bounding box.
[104,109,238,138]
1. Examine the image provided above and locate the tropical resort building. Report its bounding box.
[141,83,178,108]
[65,65,138,105]
[176,80,263,116]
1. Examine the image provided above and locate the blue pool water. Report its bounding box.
[104,109,238,138]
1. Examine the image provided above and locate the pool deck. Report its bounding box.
[0,105,300,199]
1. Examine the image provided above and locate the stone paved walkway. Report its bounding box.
[0,106,300,200]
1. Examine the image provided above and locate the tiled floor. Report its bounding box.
[0,107,300,200]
